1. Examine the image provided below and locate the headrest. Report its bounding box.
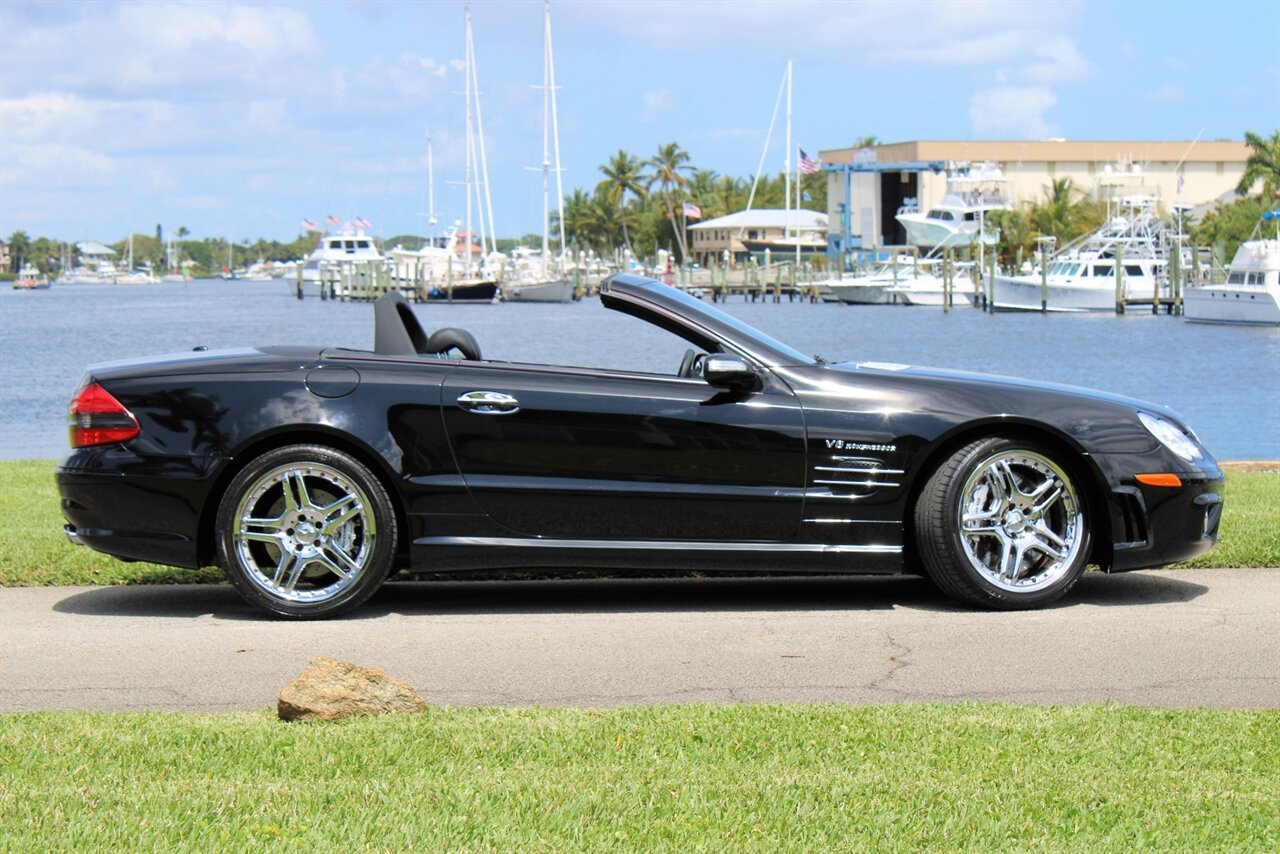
[373,292,429,355]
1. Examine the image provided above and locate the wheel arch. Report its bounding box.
[196,426,409,568]
[902,418,1114,572]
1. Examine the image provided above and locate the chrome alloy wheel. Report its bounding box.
[956,450,1083,592]
[231,462,376,605]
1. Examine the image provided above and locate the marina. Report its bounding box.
[1,277,1276,462]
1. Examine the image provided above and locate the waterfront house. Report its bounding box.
[689,209,827,266]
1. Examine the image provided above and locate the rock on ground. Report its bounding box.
[277,656,428,721]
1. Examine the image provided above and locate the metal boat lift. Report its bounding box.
[822,160,945,271]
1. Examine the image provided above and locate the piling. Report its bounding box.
[1114,245,1125,315]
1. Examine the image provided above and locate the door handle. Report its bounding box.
[457,390,520,414]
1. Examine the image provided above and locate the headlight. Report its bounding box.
[1138,412,1203,462]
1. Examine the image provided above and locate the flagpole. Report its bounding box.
[784,58,792,265]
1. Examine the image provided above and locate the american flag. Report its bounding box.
[682,201,703,219]
[799,148,821,175]
[352,217,371,229]
[300,218,318,232]
[326,214,342,226]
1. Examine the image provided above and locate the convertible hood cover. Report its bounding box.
[87,346,325,381]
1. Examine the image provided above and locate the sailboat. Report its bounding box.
[504,0,574,303]
[115,232,159,284]
[735,60,827,261]
[388,8,501,303]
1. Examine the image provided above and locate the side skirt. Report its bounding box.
[412,536,903,574]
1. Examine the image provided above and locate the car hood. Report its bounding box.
[837,360,1185,421]
[778,359,1193,457]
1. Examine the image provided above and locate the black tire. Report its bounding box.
[215,444,397,618]
[914,437,1090,610]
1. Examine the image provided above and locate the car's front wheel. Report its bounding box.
[915,437,1090,609]
[215,444,397,618]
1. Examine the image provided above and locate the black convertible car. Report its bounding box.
[57,274,1223,617]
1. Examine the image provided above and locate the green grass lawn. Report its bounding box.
[2,459,1276,586]
[1,704,1276,851]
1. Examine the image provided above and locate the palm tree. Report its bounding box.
[852,135,879,149]
[712,176,747,219]
[6,230,31,272]
[646,142,693,260]
[596,150,647,252]
[1236,129,1280,199]
[556,188,595,251]
[1030,178,1082,241]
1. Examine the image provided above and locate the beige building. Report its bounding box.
[819,139,1250,248]
[688,208,827,266]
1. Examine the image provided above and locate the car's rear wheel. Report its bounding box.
[915,437,1089,609]
[215,444,396,618]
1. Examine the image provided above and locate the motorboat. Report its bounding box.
[116,264,160,285]
[991,195,1174,312]
[300,230,386,284]
[13,263,50,290]
[885,270,975,307]
[896,162,1011,250]
[1183,212,1280,325]
[820,255,939,305]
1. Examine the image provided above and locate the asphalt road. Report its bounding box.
[2,568,1277,712]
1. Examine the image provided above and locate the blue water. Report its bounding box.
[2,278,1277,460]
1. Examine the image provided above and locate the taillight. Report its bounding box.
[68,382,141,448]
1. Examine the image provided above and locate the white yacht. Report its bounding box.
[895,162,1011,250]
[1184,213,1280,325]
[991,195,1173,312]
[300,230,385,284]
[819,256,933,305]
[885,269,975,307]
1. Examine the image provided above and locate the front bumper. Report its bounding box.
[1093,453,1224,572]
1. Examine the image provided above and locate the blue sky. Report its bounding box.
[1,0,1277,245]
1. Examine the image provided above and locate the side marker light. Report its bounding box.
[1135,473,1183,487]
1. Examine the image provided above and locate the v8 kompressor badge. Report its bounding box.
[824,439,897,452]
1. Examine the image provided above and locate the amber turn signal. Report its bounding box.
[1135,473,1183,487]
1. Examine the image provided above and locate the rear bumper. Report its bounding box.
[56,456,214,569]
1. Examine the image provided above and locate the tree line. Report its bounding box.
[556,142,827,260]
[5,131,1275,276]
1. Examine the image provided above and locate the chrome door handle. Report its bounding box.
[457,390,520,414]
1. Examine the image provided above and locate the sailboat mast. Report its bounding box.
[427,131,437,236]
[541,0,551,277]
[785,58,792,259]
[547,0,566,263]
[464,6,474,276]
[468,13,498,257]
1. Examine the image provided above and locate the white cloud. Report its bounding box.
[562,0,1081,68]
[1022,36,1092,83]
[1,2,322,95]
[641,90,673,123]
[969,86,1059,139]
[1146,84,1185,103]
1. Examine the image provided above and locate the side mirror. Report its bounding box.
[703,354,758,390]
